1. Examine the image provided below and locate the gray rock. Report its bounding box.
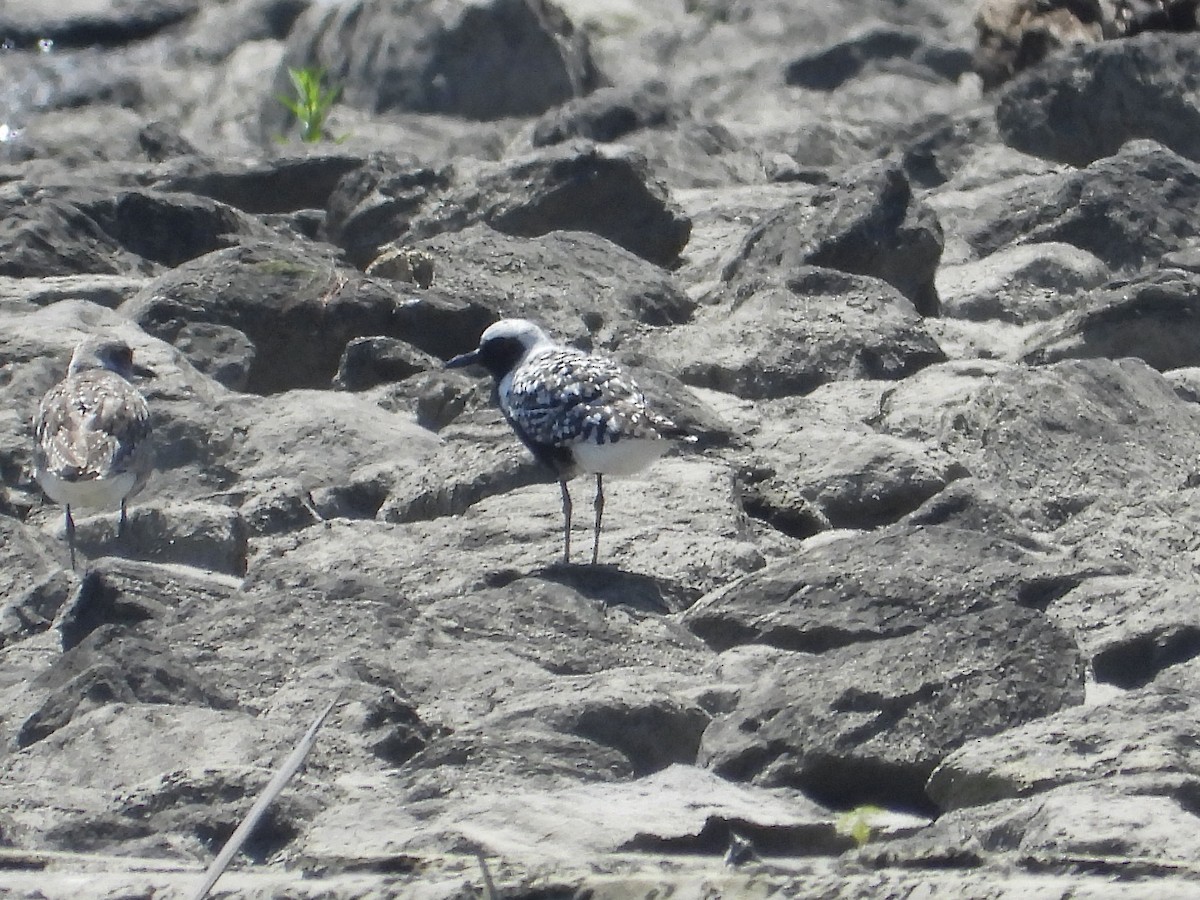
[156,154,365,216]
[0,107,156,167]
[901,477,1048,549]
[1048,486,1200,584]
[328,763,845,861]
[684,525,1098,653]
[52,557,238,654]
[646,268,945,400]
[786,26,971,90]
[1165,365,1200,403]
[322,155,450,269]
[511,77,770,191]
[0,178,276,277]
[693,529,1084,810]
[934,140,1200,274]
[0,518,71,648]
[897,111,1004,190]
[530,81,677,147]
[82,189,265,268]
[170,321,256,391]
[324,143,695,270]
[0,702,303,848]
[878,357,1200,529]
[271,0,602,123]
[0,197,158,278]
[0,0,199,48]
[671,180,820,296]
[63,501,248,576]
[1044,575,1200,689]
[0,274,148,311]
[867,774,1200,873]
[181,0,308,63]
[478,671,712,776]
[373,415,555,523]
[997,32,1200,166]
[409,226,695,347]
[417,573,712,673]
[721,158,944,313]
[406,143,692,268]
[738,427,963,532]
[1021,268,1200,369]
[937,242,1110,323]
[333,336,439,391]
[122,240,494,393]
[16,624,235,749]
[927,682,1200,811]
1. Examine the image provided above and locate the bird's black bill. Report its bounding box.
[445,350,479,369]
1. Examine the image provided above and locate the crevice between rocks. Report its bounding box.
[623,815,852,858]
[794,756,941,818]
[1092,625,1200,689]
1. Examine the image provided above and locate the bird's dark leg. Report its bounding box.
[119,499,128,538]
[559,479,572,565]
[592,474,604,565]
[65,505,76,571]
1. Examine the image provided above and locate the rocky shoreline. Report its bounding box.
[4,1,1200,897]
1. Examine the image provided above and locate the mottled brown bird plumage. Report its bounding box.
[33,337,154,569]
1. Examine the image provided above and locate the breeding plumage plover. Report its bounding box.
[447,318,689,565]
[33,336,154,569]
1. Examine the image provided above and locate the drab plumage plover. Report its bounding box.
[447,318,689,565]
[33,336,155,569]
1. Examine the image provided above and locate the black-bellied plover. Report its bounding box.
[447,318,688,565]
[33,336,155,569]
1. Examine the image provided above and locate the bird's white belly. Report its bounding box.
[37,470,137,509]
[571,437,669,477]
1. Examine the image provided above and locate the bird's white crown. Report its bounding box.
[477,318,555,352]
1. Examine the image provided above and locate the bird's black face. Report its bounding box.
[446,335,528,382]
[100,343,154,380]
[70,339,138,379]
[104,344,135,376]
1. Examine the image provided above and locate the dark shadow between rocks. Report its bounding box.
[58,569,158,651]
[791,755,941,818]
[196,810,300,865]
[624,815,851,858]
[1092,625,1200,689]
[18,624,236,748]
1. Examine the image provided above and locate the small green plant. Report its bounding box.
[835,804,884,849]
[277,66,342,143]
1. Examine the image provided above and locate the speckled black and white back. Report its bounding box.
[504,343,678,463]
[455,318,685,480]
[446,318,690,563]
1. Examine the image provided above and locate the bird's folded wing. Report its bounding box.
[35,376,151,480]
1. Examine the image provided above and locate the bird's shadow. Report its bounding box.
[478,562,683,614]
[540,563,685,614]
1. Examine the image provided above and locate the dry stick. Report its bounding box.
[189,693,341,900]
[475,851,498,900]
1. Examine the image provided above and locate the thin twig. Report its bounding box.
[475,850,498,900]
[189,693,341,900]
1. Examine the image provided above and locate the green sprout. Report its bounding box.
[835,804,884,849]
[277,66,342,143]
